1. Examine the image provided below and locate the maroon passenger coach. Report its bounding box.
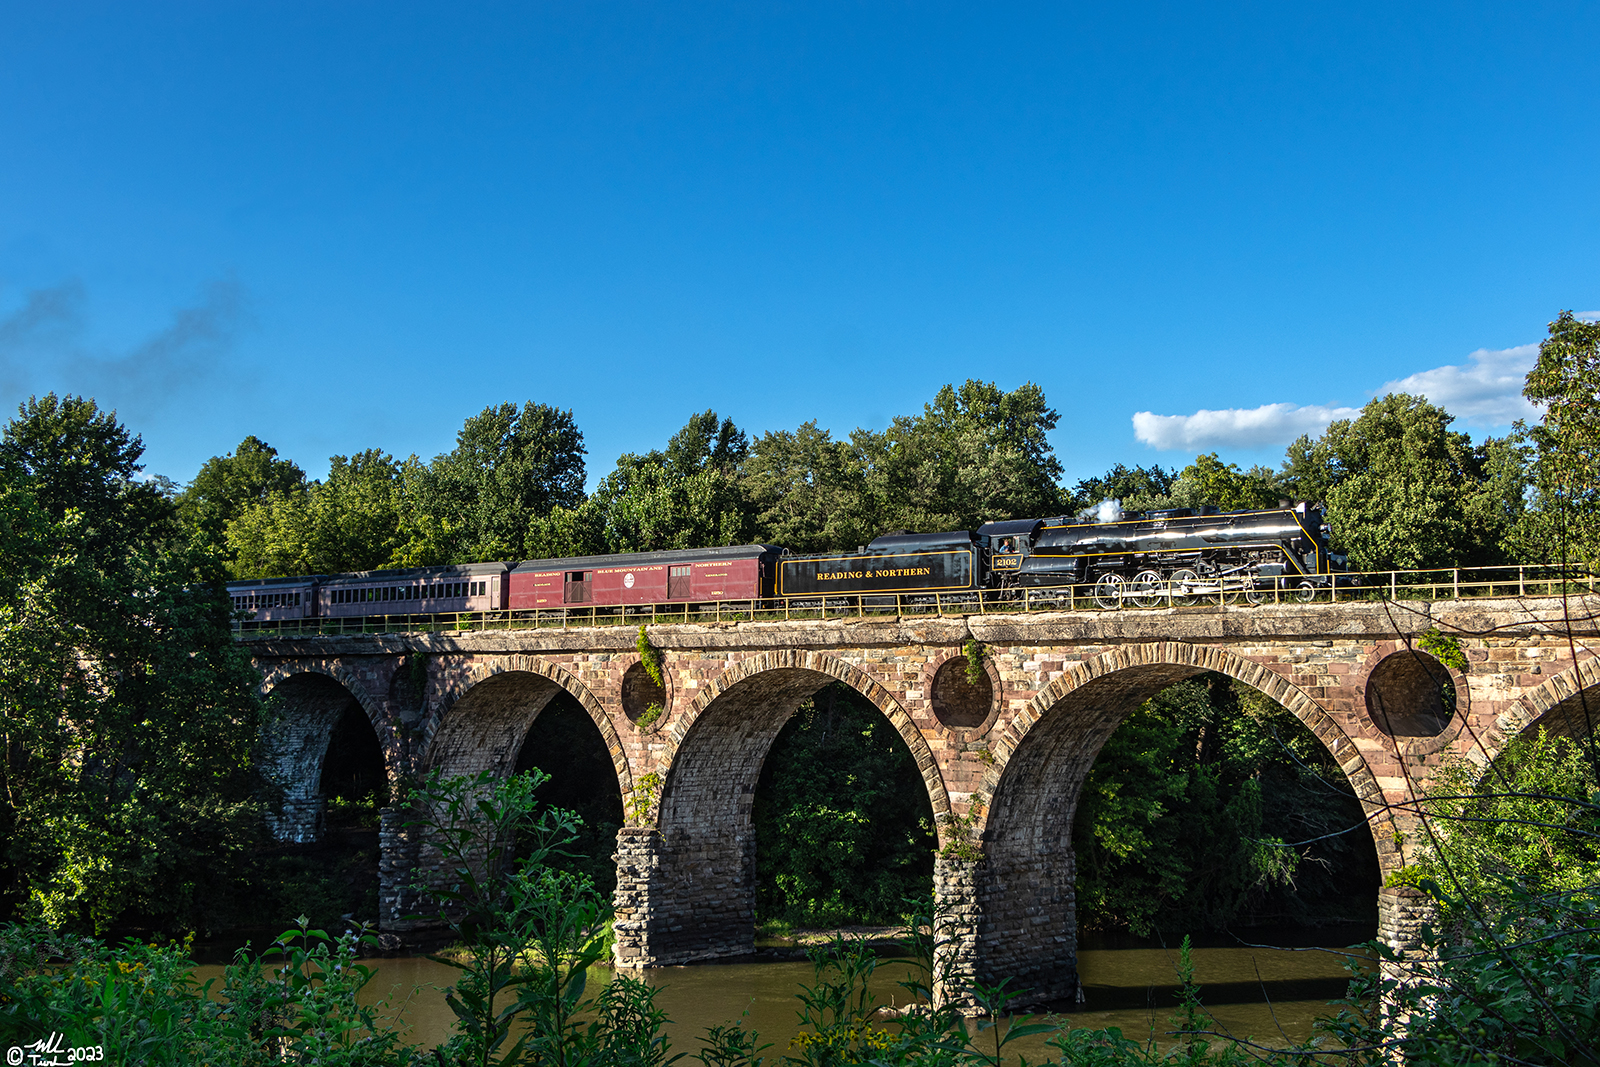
[318,561,509,617]
[507,544,781,609]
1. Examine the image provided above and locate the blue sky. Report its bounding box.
[2,2,1596,491]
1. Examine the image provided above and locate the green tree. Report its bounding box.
[1280,393,1512,570]
[177,436,306,560]
[859,380,1066,534]
[0,395,266,932]
[226,450,417,578]
[742,421,875,554]
[1068,463,1176,514]
[1169,453,1281,511]
[752,684,936,926]
[1074,675,1373,936]
[528,410,753,558]
[420,402,587,563]
[1514,310,1600,566]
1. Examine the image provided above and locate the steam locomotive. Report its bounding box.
[225,502,1346,622]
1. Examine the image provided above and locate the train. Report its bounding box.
[225,501,1348,622]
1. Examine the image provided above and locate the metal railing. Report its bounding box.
[230,563,1599,639]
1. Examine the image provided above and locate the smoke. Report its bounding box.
[0,277,248,417]
[1095,499,1123,523]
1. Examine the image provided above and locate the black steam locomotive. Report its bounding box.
[777,502,1345,607]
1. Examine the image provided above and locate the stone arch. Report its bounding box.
[662,649,950,822]
[259,665,394,843]
[423,656,631,794]
[1477,654,1600,772]
[615,650,947,966]
[968,642,1385,1004]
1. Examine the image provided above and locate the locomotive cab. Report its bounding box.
[977,517,1044,581]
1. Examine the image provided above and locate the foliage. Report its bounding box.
[1074,675,1375,935]
[0,394,268,933]
[1399,730,1600,919]
[635,702,664,731]
[1324,731,1600,1066]
[637,625,666,689]
[962,640,985,686]
[1068,463,1175,514]
[1169,454,1281,512]
[416,402,588,564]
[512,694,626,895]
[404,769,617,1067]
[529,410,750,558]
[1515,310,1600,566]
[226,449,420,578]
[1279,393,1516,569]
[936,808,985,864]
[176,435,307,561]
[1416,627,1468,673]
[0,918,422,1066]
[753,685,935,926]
[741,421,874,555]
[628,772,663,827]
[744,381,1066,553]
[857,380,1066,535]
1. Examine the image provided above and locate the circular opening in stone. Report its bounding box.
[1365,650,1456,738]
[621,661,667,727]
[931,657,993,729]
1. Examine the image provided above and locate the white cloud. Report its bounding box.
[1575,310,1600,321]
[1132,339,1551,452]
[1132,403,1361,451]
[1377,343,1539,426]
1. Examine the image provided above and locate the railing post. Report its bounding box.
[1519,566,1525,598]
[1452,568,1459,599]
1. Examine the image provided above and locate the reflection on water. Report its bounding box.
[193,927,1371,1058]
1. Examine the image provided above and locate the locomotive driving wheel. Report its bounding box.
[1293,579,1318,602]
[1093,573,1126,609]
[1170,568,1201,607]
[1129,569,1165,608]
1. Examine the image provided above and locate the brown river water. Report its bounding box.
[191,925,1371,1058]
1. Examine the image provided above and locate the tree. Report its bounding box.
[860,380,1066,533]
[420,402,587,563]
[752,684,935,925]
[0,395,266,932]
[177,436,306,560]
[1514,310,1600,566]
[1068,463,1176,514]
[527,410,754,558]
[1070,676,1364,937]
[226,450,416,578]
[742,382,1067,552]
[742,421,875,554]
[1280,393,1509,570]
[1168,453,1281,512]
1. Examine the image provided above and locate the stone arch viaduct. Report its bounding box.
[247,595,1599,1003]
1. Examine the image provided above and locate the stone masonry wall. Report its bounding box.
[244,594,1599,999]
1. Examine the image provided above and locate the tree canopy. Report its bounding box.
[1514,311,1600,565]
[0,395,265,932]
[176,435,306,561]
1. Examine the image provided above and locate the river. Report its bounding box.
[191,924,1371,1058]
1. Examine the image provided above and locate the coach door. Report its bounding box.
[564,571,591,604]
[668,565,692,601]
